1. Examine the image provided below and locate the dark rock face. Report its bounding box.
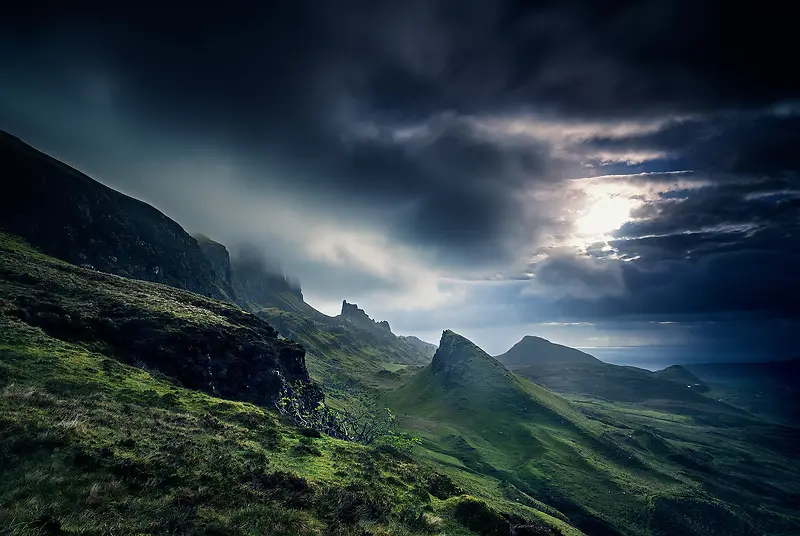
[195,234,233,287]
[2,243,321,409]
[430,330,474,386]
[430,330,511,389]
[340,300,391,332]
[0,131,224,299]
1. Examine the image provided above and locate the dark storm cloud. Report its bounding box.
[535,176,800,320]
[527,248,799,320]
[2,0,799,347]
[581,114,800,174]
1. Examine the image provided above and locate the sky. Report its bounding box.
[1,1,798,365]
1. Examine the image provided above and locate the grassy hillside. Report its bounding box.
[496,336,739,417]
[387,331,800,536]
[256,307,427,407]
[0,232,318,408]
[0,233,574,536]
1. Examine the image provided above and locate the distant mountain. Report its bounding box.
[653,365,708,391]
[398,334,437,359]
[495,336,728,412]
[499,335,600,369]
[0,131,225,299]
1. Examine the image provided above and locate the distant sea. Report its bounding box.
[576,346,766,371]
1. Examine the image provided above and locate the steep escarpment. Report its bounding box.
[194,233,236,299]
[0,131,224,299]
[340,300,392,333]
[430,330,515,390]
[0,232,321,409]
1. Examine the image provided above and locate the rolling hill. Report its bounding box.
[387,331,800,536]
[684,360,800,424]
[495,336,737,418]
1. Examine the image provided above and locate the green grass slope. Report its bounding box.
[496,337,744,419]
[256,307,429,407]
[0,232,319,409]
[387,331,800,536]
[0,233,572,536]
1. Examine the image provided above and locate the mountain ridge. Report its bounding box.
[0,130,225,300]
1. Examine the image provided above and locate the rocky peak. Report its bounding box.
[431,330,509,388]
[340,300,392,332]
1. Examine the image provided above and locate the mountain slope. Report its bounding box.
[0,131,225,299]
[399,335,438,359]
[0,233,578,536]
[388,331,798,536]
[498,336,600,369]
[0,232,320,408]
[0,132,429,407]
[653,365,707,390]
[496,336,731,414]
[257,304,432,406]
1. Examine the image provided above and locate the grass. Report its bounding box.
[2,231,799,535]
[256,307,425,409]
[384,331,800,536]
[0,232,570,536]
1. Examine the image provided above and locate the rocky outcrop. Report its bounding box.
[0,131,225,299]
[340,300,391,332]
[431,330,511,389]
[2,236,322,409]
[194,234,233,287]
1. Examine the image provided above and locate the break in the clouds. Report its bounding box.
[1,1,798,360]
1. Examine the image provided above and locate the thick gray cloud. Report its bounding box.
[1,0,798,357]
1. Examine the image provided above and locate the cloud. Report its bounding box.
[524,252,627,300]
[1,1,798,356]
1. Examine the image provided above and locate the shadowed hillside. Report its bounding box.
[0,131,225,299]
[685,360,800,424]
